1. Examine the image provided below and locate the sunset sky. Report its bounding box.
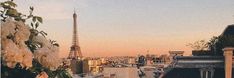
[15,0,234,58]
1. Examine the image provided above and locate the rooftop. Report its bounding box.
[222,24,234,35]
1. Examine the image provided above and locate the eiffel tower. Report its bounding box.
[68,11,82,59]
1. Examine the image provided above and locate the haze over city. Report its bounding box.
[15,0,234,58]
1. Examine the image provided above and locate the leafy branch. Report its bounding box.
[1,1,71,78]
[50,40,59,47]
[1,0,42,24]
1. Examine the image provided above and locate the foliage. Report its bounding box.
[1,0,71,78]
[192,50,212,56]
[187,40,208,51]
[1,64,37,78]
[189,34,234,56]
[208,35,234,56]
[0,0,42,23]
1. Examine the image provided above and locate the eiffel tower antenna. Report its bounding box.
[74,8,76,13]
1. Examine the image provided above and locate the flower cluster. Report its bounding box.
[1,1,72,77]
[1,19,33,69]
[1,19,61,70]
[33,36,61,70]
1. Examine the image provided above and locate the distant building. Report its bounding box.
[168,51,184,63]
[82,59,89,74]
[101,58,107,64]
[128,57,136,65]
[162,48,234,78]
[102,67,139,78]
[85,59,104,74]
[136,55,146,66]
[169,51,184,57]
[159,54,171,64]
[162,25,234,78]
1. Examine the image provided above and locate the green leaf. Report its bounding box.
[1,3,11,9]
[56,71,72,78]
[30,23,34,28]
[41,31,47,35]
[53,43,59,47]
[5,1,17,7]
[39,31,47,37]
[36,16,43,23]
[6,8,18,17]
[0,3,4,7]
[30,6,34,11]
[32,16,36,22]
[35,22,39,28]
[14,16,21,21]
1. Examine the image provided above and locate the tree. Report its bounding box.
[189,25,234,56]
[207,25,234,56]
[187,40,208,51]
[208,35,234,56]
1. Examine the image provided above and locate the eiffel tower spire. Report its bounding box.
[68,11,82,59]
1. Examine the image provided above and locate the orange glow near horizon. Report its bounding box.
[15,0,234,58]
[58,33,218,58]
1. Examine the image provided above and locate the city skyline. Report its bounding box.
[15,0,234,57]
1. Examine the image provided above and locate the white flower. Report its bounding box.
[14,21,30,44]
[33,35,61,70]
[51,46,59,53]
[14,30,30,44]
[1,19,61,71]
[1,39,23,68]
[32,36,51,47]
[1,19,16,39]
[1,19,32,69]
[1,20,30,43]
[1,39,33,69]
[20,46,33,69]
[34,46,61,70]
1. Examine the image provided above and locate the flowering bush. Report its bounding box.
[1,0,72,78]
[2,19,33,69]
